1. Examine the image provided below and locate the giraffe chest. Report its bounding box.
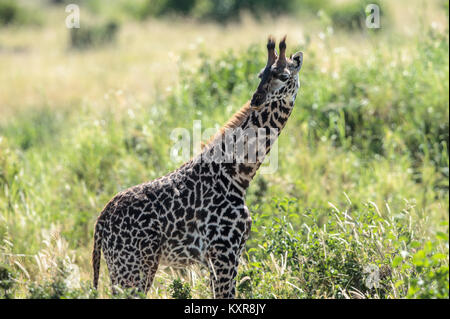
[154,175,246,267]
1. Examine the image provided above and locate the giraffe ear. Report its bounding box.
[258,67,266,79]
[291,51,303,71]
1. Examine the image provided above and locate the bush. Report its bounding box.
[406,237,449,298]
[0,137,19,191]
[69,20,119,50]
[169,278,192,299]
[238,198,448,299]
[0,0,41,26]
[0,0,24,25]
[0,264,15,299]
[124,0,329,23]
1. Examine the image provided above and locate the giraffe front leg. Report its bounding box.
[208,253,240,299]
[207,206,252,299]
[208,238,250,298]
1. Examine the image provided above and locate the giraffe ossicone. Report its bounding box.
[92,36,303,298]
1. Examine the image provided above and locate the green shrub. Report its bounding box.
[69,21,119,50]
[110,287,147,299]
[0,0,41,26]
[0,0,25,25]
[0,108,67,151]
[0,264,15,299]
[406,236,449,298]
[122,0,388,25]
[239,198,448,299]
[169,278,192,299]
[123,0,329,23]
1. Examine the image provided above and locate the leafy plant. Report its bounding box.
[0,264,15,299]
[28,260,97,299]
[118,0,330,23]
[169,278,192,299]
[0,0,41,26]
[406,236,449,298]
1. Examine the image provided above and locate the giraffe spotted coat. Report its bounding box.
[92,36,303,298]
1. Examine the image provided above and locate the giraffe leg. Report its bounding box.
[114,254,160,295]
[208,217,251,298]
[208,236,249,299]
[208,206,252,299]
[209,258,240,299]
[105,239,161,296]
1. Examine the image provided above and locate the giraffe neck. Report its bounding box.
[200,77,299,192]
[231,95,297,189]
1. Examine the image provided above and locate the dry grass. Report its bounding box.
[1,0,446,119]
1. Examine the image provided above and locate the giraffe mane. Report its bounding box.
[201,101,252,150]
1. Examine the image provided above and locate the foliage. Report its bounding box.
[406,237,449,298]
[237,198,448,299]
[47,0,388,26]
[69,21,120,50]
[122,0,323,23]
[0,264,15,298]
[0,0,41,26]
[27,260,97,299]
[169,278,192,299]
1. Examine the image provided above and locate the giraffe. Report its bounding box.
[92,36,303,298]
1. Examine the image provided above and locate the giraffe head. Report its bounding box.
[250,36,303,109]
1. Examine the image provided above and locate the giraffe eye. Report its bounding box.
[275,73,289,82]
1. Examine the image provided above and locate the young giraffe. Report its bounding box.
[92,36,303,298]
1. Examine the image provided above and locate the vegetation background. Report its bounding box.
[0,0,448,299]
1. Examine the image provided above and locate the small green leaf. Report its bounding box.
[394,280,404,289]
[436,231,448,241]
[392,255,403,267]
[410,241,421,249]
[412,250,426,266]
[432,253,446,262]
